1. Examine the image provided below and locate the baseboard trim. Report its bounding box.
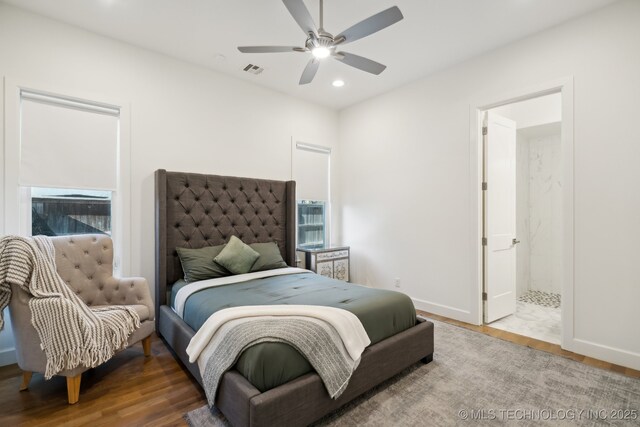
[411,297,475,324]
[0,347,17,367]
[567,338,640,371]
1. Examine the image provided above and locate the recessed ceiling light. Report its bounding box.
[332,80,345,88]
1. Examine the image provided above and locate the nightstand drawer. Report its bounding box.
[297,246,350,282]
[316,250,349,261]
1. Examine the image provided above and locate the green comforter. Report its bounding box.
[171,271,416,392]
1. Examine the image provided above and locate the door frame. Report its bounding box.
[468,77,574,350]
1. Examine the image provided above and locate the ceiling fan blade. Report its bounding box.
[282,0,317,36]
[334,52,386,75]
[335,6,403,45]
[299,58,320,85]
[238,46,305,53]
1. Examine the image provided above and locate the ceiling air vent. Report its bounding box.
[243,64,264,75]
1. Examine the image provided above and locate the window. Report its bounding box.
[4,80,130,274]
[16,90,120,243]
[31,187,111,236]
[297,200,326,249]
[19,90,119,191]
[293,142,331,249]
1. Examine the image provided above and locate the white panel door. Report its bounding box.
[484,112,517,323]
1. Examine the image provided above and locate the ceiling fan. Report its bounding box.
[238,0,404,85]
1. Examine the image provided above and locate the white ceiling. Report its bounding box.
[2,0,617,109]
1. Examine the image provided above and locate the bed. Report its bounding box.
[155,169,434,427]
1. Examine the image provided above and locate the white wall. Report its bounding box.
[0,5,339,364]
[338,0,640,369]
[527,129,563,295]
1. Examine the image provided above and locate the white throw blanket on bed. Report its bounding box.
[0,235,140,379]
[187,305,371,404]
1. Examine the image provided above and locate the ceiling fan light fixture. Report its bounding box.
[311,46,331,59]
[238,1,404,85]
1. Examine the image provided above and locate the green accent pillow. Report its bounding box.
[176,245,230,283]
[250,242,288,272]
[214,236,260,274]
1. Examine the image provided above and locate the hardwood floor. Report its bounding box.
[0,336,206,426]
[0,314,637,426]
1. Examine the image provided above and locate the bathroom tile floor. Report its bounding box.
[518,290,561,308]
[489,300,561,344]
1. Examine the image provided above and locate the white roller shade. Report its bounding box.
[293,142,330,201]
[20,91,119,191]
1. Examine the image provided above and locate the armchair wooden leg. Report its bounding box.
[66,374,81,404]
[142,335,151,357]
[19,371,32,391]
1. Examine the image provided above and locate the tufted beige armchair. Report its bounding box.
[7,234,155,404]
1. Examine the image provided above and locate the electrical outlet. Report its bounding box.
[394,278,401,288]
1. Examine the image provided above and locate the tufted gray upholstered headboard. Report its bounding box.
[154,169,296,314]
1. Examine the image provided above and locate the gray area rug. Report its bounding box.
[185,319,640,426]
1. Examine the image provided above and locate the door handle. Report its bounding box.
[512,238,521,245]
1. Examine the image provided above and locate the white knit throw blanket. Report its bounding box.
[0,235,140,379]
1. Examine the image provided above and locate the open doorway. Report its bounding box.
[482,92,563,345]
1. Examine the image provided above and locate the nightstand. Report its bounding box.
[297,246,350,282]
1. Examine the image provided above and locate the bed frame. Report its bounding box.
[155,169,434,427]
